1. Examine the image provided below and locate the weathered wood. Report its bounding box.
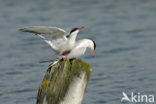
[36,59,92,104]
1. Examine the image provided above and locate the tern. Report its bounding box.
[62,39,96,59]
[20,26,84,56]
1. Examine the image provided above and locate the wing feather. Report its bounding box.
[20,26,66,39]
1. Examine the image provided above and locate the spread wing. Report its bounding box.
[19,26,66,39]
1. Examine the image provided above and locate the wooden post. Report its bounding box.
[36,59,92,104]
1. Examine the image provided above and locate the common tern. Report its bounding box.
[20,26,84,56]
[62,39,96,59]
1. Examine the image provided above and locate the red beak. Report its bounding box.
[77,27,84,30]
[92,50,94,56]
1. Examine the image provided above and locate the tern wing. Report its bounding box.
[37,35,67,54]
[20,26,66,39]
[66,40,87,59]
[66,47,86,59]
[37,35,58,51]
[66,39,92,59]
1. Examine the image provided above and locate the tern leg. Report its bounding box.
[60,54,66,60]
[60,55,66,61]
[60,54,68,61]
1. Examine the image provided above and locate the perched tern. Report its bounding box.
[20,26,84,55]
[62,39,96,59]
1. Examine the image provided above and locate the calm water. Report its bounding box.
[0,0,156,104]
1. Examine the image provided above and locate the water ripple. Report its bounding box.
[1,0,156,104]
[102,46,139,54]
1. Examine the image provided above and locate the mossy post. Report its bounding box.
[36,59,92,104]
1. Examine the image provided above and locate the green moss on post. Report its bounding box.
[36,59,92,104]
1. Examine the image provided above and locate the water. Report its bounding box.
[0,0,156,104]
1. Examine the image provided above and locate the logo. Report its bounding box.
[121,92,154,103]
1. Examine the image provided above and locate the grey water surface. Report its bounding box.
[0,0,156,104]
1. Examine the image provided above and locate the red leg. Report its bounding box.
[62,56,66,60]
[60,54,68,61]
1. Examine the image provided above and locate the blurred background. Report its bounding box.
[0,0,156,104]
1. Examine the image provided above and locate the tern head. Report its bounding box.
[86,39,96,56]
[70,27,84,34]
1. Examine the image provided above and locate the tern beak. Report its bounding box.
[78,27,84,30]
[92,50,94,56]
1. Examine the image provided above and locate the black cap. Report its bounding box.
[70,28,78,34]
[92,40,96,50]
